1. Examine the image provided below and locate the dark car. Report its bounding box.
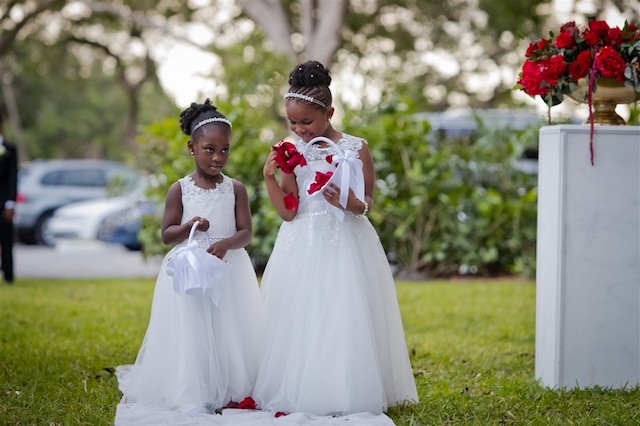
[96,198,158,251]
[15,159,140,246]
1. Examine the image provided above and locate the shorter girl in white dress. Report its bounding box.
[118,99,262,414]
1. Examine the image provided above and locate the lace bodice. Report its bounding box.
[179,174,236,244]
[293,133,365,213]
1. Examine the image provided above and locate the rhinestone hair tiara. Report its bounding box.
[191,117,232,134]
[284,92,327,109]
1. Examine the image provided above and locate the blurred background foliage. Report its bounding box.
[2,0,639,278]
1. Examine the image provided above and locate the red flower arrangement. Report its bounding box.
[517,19,640,164]
[273,140,307,174]
[518,20,640,106]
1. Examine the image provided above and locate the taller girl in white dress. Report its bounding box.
[118,99,262,414]
[254,61,418,416]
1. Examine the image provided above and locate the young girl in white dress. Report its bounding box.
[118,99,262,415]
[254,61,419,416]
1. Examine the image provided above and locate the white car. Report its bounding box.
[15,159,140,246]
[47,196,137,246]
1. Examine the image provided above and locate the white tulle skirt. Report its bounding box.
[253,212,418,415]
[118,246,263,412]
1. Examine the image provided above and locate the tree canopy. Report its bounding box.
[2,0,638,160]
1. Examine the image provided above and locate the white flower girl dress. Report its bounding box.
[117,174,262,414]
[254,133,418,415]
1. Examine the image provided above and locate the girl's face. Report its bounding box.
[188,124,231,179]
[285,101,334,143]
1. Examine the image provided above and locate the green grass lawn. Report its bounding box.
[1,278,639,425]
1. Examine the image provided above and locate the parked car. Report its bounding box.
[47,196,135,246]
[96,198,158,250]
[15,159,140,246]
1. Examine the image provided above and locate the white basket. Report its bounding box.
[301,136,365,215]
[166,221,232,304]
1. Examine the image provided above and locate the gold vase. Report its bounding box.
[567,77,640,125]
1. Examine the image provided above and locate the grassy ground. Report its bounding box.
[1,278,638,425]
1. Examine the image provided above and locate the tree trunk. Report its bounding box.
[237,0,297,61]
[237,0,348,66]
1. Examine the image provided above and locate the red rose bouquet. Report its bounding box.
[272,140,307,174]
[517,19,640,164]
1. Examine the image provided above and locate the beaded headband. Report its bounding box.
[191,117,232,135]
[284,92,327,109]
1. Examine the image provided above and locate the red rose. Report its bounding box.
[307,171,333,195]
[568,61,589,81]
[583,30,600,46]
[605,27,623,46]
[583,20,610,45]
[560,21,577,34]
[325,155,333,164]
[283,192,298,211]
[589,20,610,36]
[594,46,626,82]
[272,141,307,174]
[518,53,566,98]
[568,50,592,80]
[518,60,549,96]
[275,412,287,418]
[525,39,549,59]
[237,397,257,410]
[555,32,576,49]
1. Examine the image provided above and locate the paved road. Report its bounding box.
[14,241,162,279]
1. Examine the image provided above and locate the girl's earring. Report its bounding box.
[190,151,194,155]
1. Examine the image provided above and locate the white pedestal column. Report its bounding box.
[536,124,640,389]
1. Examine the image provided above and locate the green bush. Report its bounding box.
[342,100,539,278]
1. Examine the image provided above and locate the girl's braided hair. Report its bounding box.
[286,60,332,109]
[179,98,230,136]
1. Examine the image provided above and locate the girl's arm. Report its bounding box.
[207,179,252,259]
[264,149,299,221]
[161,181,209,244]
[323,141,375,215]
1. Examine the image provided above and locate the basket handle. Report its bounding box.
[301,136,345,162]
[187,221,200,245]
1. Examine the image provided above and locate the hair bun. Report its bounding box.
[179,98,222,135]
[288,60,331,87]
[203,98,217,112]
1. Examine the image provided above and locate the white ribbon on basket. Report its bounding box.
[166,221,232,305]
[302,136,365,222]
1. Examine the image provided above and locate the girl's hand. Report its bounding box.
[192,217,210,232]
[207,240,230,259]
[322,183,342,208]
[264,150,278,178]
[322,183,364,214]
